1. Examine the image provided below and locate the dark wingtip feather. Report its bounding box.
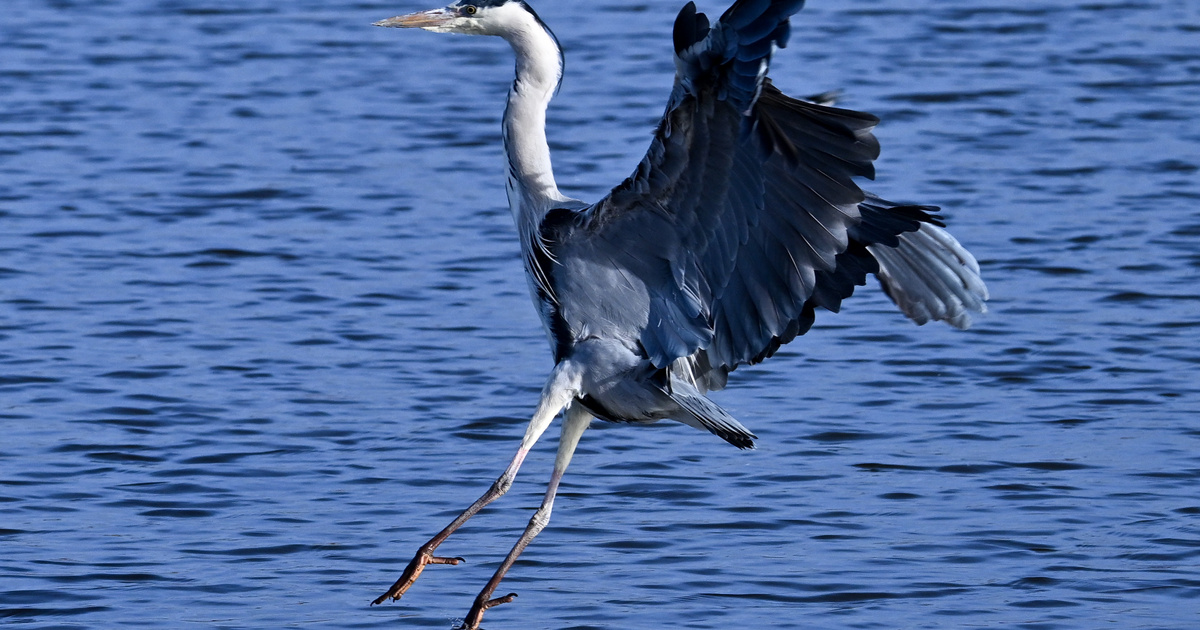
[673,2,710,55]
[728,434,757,450]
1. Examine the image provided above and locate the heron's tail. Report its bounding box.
[668,379,756,449]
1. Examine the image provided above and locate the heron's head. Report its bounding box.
[374,0,538,37]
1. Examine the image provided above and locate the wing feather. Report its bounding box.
[546,0,985,381]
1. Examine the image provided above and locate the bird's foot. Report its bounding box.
[458,592,517,630]
[371,549,465,606]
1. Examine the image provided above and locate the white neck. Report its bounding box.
[494,5,570,238]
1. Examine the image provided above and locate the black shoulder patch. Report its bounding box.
[530,208,584,363]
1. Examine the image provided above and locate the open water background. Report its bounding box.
[3,0,1199,628]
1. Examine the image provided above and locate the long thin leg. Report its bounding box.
[459,403,593,630]
[373,364,581,606]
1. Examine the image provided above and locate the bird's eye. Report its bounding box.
[464,5,477,14]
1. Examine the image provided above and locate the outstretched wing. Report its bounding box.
[548,0,980,379]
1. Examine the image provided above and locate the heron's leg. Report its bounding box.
[373,364,581,606]
[459,403,592,630]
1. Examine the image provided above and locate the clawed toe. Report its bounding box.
[484,592,517,609]
[458,593,518,630]
[371,551,466,606]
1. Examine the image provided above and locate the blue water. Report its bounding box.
[3,0,1199,628]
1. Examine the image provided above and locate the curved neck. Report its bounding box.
[499,11,567,233]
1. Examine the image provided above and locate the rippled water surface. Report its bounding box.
[3,0,1199,628]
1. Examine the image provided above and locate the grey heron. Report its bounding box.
[371,0,988,626]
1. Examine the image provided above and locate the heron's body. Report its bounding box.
[371,1,987,626]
